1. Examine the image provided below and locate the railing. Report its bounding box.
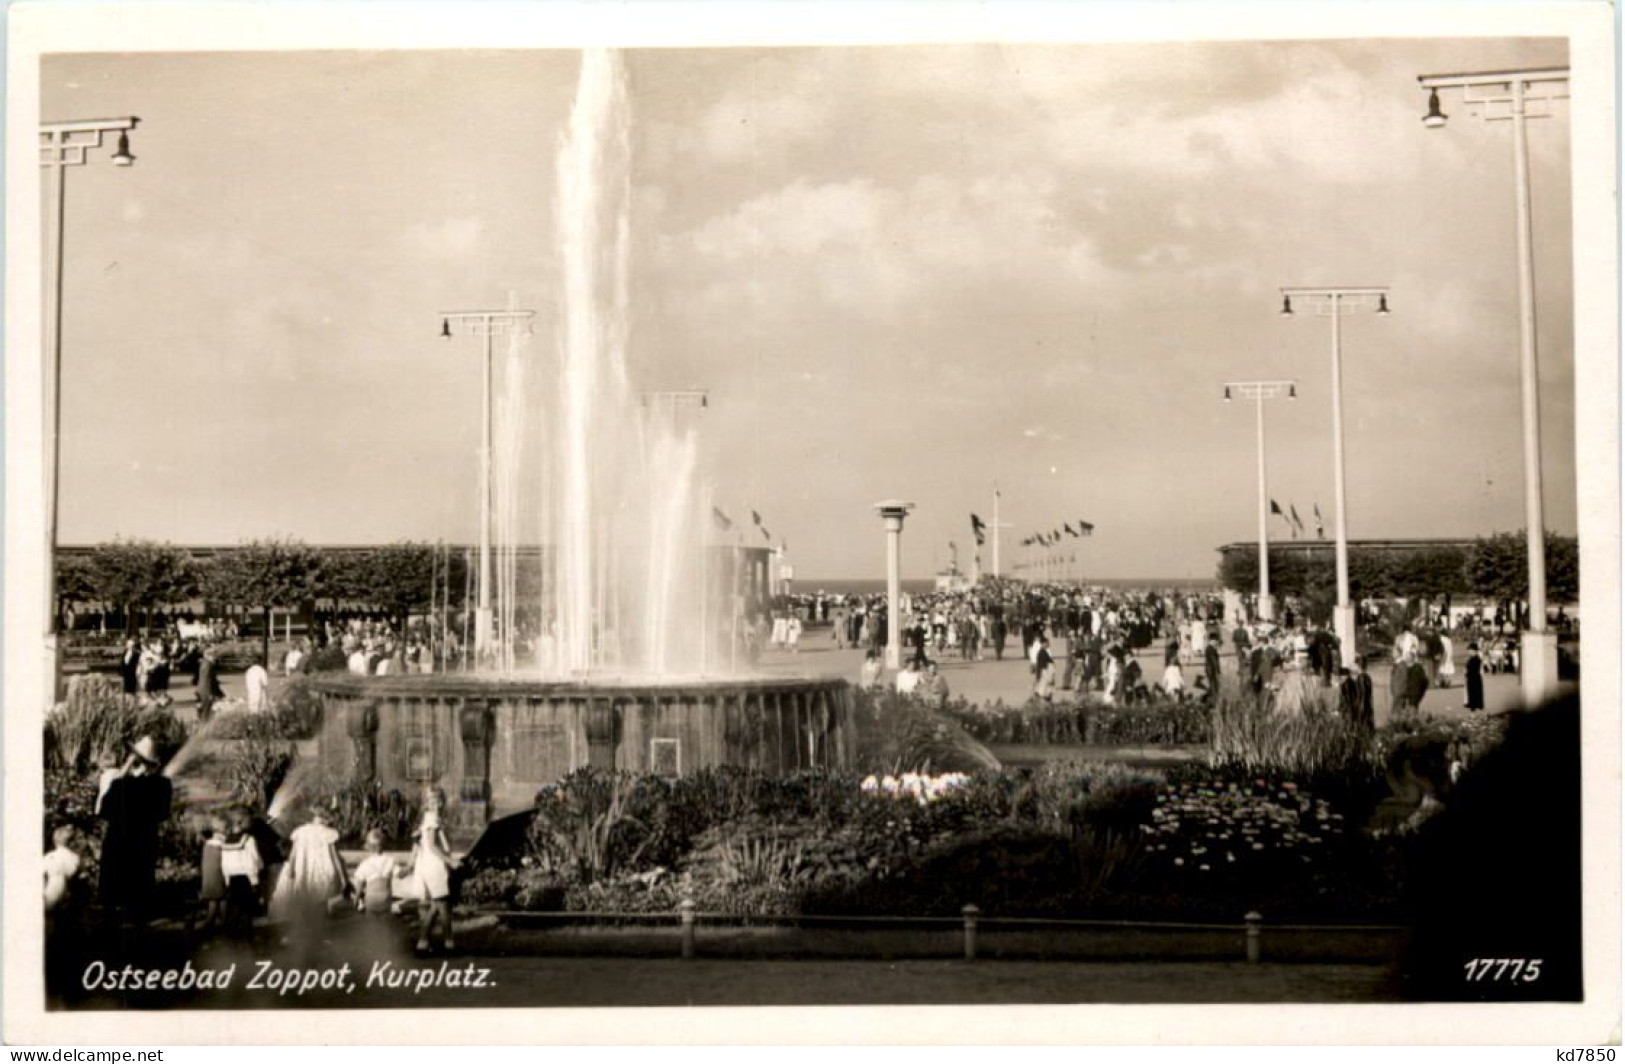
[482,902,1407,964]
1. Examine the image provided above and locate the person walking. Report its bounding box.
[1339,658,1375,732]
[990,614,1008,661]
[1203,640,1222,705]
[195,646,224,722]
[245,655,271,714]
[1464,642,1485,712]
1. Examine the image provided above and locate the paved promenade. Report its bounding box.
[754,634,1537,726]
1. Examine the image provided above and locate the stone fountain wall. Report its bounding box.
[308,674,856,838]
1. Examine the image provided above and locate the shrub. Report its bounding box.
[304,645,349,673]
[942,698,1211,747]
[527,770,658,884]
[221,714,297,812]
[852,691,1000,774]
[269,676,325,739]
[1209,678,1369,778]
[299,776,423,848]
[44,677,187,773]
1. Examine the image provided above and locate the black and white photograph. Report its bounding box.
[4,1,1618,1046]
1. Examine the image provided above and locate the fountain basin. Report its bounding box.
[308,673,857,838]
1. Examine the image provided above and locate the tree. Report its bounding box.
[1466,531,1580,605]
[360,542,439,631]
[55,553,98,627]
[201,539,325,661]
[1387,545,1471,600]
[85,539,196,633]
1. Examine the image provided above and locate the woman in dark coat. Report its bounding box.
[1464,642,1485,711]
[97,739,173,923]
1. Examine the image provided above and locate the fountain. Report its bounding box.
[308,50,854,837]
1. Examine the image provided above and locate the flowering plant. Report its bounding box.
[859,772,970,804]
[1140,779,1345,877]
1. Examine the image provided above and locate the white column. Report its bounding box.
[1511,79,1557,702]
[1329,295,1356,666]
[475,324,494,661]
[1254,392,1273,622]
[43,156,67,704]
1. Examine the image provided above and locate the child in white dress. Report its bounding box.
[412,791,460,952]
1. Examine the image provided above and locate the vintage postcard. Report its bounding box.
[4,0,1618,1046]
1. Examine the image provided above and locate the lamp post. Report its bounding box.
[873,500,914,670]
[1417,66,1569,703]
[1224,380,1296,623]
[1279,286,1389,666]
[441,309,536,664]
[40,116,138,704]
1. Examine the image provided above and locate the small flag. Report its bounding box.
[1290,504,1303,530]
[760,525,772,542]
[751,510,763,526]
[1314,503,1325,540]
[711,506,734,531]
[970,513,986,546]
[1270,499,1284,517]
[1079,520,1094,535]
[1064,523,1079,538]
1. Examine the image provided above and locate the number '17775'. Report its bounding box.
[1463,957,1541,981]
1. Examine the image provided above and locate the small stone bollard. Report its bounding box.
[1244,910,1263,963]
[962,904,980,961]
[679,898,696,960]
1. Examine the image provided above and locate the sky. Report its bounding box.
[42,37,1577,581]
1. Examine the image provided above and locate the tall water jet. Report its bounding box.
[304,49,855,836]
[540,47,706,677]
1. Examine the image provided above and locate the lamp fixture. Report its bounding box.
[110,130,135,166]
[1376,293,1391,315]
[441,318,452,339]
[1422,87,1448,129]
[1288,383,1297,399]
[1279,294,1293,316]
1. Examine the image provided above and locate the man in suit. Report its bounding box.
[195,645,224,721]
[1340,658,1375,731]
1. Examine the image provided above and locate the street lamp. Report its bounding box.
[1417,66,1569,703]
[1279,286,1389,666]
[1223,380,1296,623]
[873,500,915,670]
[40,116,139,704]
[441,309,536,664]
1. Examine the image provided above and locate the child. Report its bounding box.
[219,807,264,936]
[411,789,460,953]
[44,824,82,914]
[351,830,400,915]
[196,813,228,932]
[269,807,347,927]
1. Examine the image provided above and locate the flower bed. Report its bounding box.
[453,758,1405,923]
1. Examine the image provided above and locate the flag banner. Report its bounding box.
[1080,520,1094,535]
[1270,499,1284,516]
[751,510,763,526]
[760,525,772,541]
[711,506,734,531]
[1290,504,1304,530]
[1064,523,1078,537]
[970,513,986,546]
